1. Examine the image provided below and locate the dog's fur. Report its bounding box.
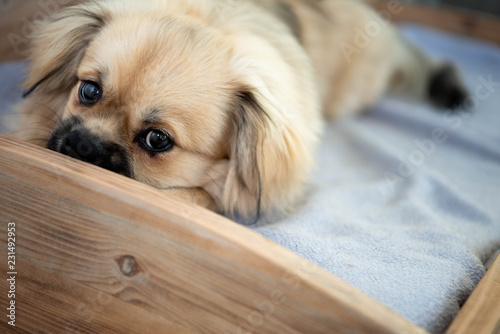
[13,0,467,218]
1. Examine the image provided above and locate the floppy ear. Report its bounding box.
[222,89,317,218]
[218,12,322,218]
[23,3,107,97]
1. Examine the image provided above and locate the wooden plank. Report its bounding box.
[0,134,427,333]
[0,255,190,333]
[446,253,500,334]
[369,1,500,45]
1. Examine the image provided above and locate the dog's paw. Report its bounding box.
[428,63,468,110]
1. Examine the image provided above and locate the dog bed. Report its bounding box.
[1,24,499,333]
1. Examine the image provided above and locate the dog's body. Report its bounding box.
[14,0,466,217]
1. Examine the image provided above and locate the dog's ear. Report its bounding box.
[23,4,107,97]
[219,19,321,218]
[222,89,317,219]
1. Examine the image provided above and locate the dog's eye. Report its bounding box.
[79,81,102,105]
[141,130,174,153]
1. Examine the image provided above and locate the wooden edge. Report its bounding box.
[368,0,500,45]
[0,134,427,333]
[446,253,500,334]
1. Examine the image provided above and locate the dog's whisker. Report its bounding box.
[32,103,64,123]
[9,125,52,134]
[1,109,61,128]
[25,138,50,145]
[9,125,53,137]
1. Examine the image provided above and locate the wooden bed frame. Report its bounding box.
[0,1,499,333]
[0,138,498,334]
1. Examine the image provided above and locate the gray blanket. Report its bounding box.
[1,25,499,333]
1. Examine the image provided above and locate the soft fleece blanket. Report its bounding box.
[1,25,499,333]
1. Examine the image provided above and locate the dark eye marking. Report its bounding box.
[136,129,174,154]
[79,81,102,105]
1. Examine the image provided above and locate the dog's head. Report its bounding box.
[23,0,320,218]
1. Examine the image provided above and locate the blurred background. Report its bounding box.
[1,0,499,64]
[414,0,500,16]
[367,0,500,46]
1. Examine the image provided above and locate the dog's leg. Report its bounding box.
[318,1,401,119]
[315,1,467,118]
[323,32,467,118]
[388,37,468,109]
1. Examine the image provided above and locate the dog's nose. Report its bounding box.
[62,130,102,162]
[47,116,132,177]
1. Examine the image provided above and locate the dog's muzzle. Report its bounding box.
[47,116,132,178]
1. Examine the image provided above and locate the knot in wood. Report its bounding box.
[119,256,138,277]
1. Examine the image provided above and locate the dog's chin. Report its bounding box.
[47,116,132,177]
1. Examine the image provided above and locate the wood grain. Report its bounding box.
[0,257,189,333]
[446,253,500,334]
[0,134,427,333]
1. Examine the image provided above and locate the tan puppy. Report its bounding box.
[14,0,466,218]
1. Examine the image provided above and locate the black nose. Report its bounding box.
[47,116,132,178]
[62,130,102,162]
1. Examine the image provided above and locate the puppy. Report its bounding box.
[14,0,466,218]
